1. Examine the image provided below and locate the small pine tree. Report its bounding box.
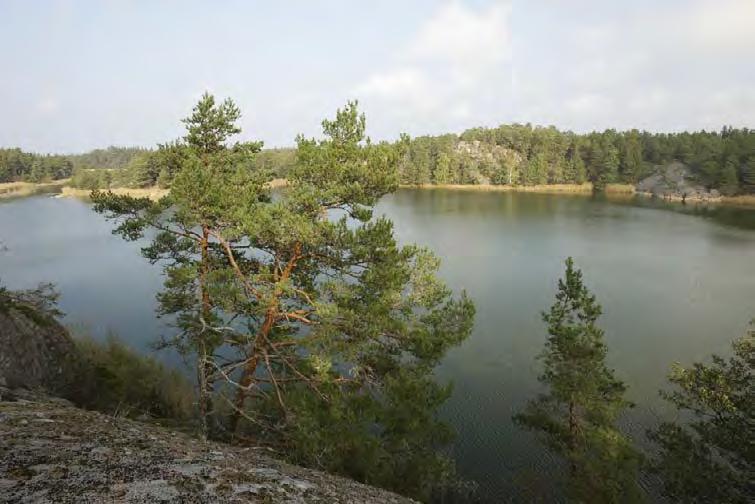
[719,157,740,196]
[648,327,753,503]
[156,167,171,189]
[741,157,755,194]
[514,258,643,502]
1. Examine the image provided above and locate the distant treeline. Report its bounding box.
[67,146,149,171]
[70,145,297,190]
[397,125,755,195]
[0,146,144,184]
[0,149,74,183]
[4,126,754,194]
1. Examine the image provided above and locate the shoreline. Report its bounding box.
[400,183,755,208]
[60,186,169,201]
[4,180,754,208]
[401,182,634,194]
[60,178,288,201]
[0,179,69,199]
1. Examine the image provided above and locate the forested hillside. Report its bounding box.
[4,126,754,195]
[0,149,73,183]
[0,146,143,184]
[397,126,755,195]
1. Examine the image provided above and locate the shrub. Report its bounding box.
[70,333,195,421]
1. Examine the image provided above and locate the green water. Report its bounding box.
[2,191,754,501]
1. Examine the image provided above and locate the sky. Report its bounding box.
[1,0,754,153]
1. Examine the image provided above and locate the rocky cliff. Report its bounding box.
[0,289,79,394]
[0,291,413,503]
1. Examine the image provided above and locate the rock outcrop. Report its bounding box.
[0,293,79,394]
[0,393,413,503]
[454,141,522,184]
[0,294,413,503]
[636,161,721,202]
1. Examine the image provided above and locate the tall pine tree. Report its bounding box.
[92,96,475,500]
[514,258,643,502]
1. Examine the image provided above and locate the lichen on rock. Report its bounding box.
[0,393,414,503]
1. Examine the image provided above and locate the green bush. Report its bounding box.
[70,334,195,421]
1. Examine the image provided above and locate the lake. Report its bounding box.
[2,190,754,502]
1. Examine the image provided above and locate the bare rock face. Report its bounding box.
[454,141,523,184]
[636,161,721,201]
[0,298,79,394]
[0,395,414,503]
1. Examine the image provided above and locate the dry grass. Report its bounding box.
[267,178,288,188]
[403,183,636,195]
[604,184,636,194]
[61,178,288,201]
[720,194,755,208]
[0,179,69,199]
[61,186,169,201]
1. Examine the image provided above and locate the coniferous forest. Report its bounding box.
[4,125,754,197]
[80,95,753,502]
[1,2,754,501]
[1,91,752,503]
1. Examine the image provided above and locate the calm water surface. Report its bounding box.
[2,190,754,502]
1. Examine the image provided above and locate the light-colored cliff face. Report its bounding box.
[636,161,722,201]
[0,392,414,503]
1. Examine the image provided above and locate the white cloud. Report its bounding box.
[409,2,511,72]
[684,0,755,53]
[34,97,59,116]
[355,1,513,137]
[512,0,755,132]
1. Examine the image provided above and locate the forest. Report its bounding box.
[0,93,751,503]
[82,95,750,502]
[0,148,74,183]
[396,125,755,194]
[4,123,754,197]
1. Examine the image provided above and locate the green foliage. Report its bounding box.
[648,328,753,503]
[253,147,296,178]
[514,258,643,503]
[742,157,755,193]
[0,281,63,324]
[0,149,73,183]
[719,157,740,196]
[69,167,115,190]
[393,125,755,193]
[92,94,475,500]
[67,146,147,171]
[71,334,195,420]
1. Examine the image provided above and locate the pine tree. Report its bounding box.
[92,96,475,500]
[156,167,171,189]
[621,131,644,183]
[93,93,266,439]
[648,327,753,503]
[514,258,643,502]
[719,157,740,196]
[433,151,453,184]
[741,156,755,194]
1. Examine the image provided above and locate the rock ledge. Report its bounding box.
[0,393,413,503]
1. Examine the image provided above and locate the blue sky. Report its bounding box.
[1,0,754,153]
